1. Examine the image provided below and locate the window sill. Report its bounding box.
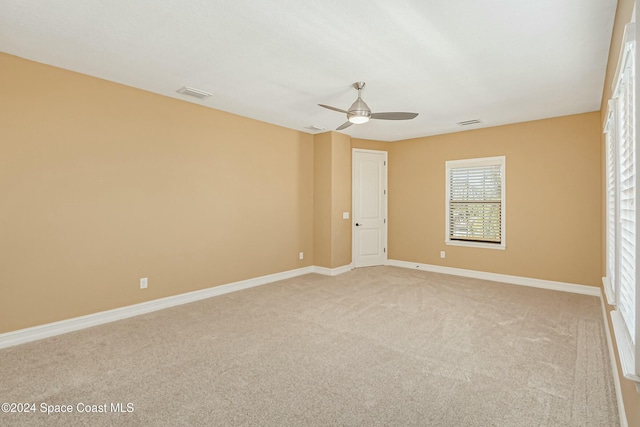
[445,240,506,250]
[601,276,616,306]
[611,310,640,392]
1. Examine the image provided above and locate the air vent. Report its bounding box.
[176,86,212,99]
[305,125,325,131]
[457,119,482,126]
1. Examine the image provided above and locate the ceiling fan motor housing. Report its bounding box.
[347,97,371,124]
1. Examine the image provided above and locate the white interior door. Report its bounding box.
[353,149,388,267]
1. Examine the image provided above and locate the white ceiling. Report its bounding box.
[0,0,618,141]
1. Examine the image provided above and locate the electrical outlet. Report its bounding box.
[299,252,304,260]
[342,212,349,219]
[140,277,148,289]
[440,251,446,259]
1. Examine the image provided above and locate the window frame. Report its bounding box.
[603,20,640,385]
[445,156,506,250]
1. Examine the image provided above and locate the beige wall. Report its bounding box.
[0,53,314,333]
[330,132,352,268]
[351,138,391,152]
[599,0,639,425]
[387,113,602,286]
[313,132,332,267]
[313,132,352,268]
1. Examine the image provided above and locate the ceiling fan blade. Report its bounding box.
[318,104,348,114]
[336,121,353,131]
[370,112,419,120]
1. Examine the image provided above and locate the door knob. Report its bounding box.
[355,223,361,226]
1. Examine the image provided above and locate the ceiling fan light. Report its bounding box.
[348,114,370,124]
[347,96,371,124]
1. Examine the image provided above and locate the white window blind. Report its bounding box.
[604,102,618,305]
[616,44,636,345]
[446,157,505,249]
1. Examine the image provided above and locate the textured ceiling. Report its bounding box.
[0,0,618,141]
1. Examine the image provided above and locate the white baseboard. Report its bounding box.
[312,263,353,276]
[0,260,598,350]
[0,264,357,350]
[386,259,601,296]
[600,295,628,427]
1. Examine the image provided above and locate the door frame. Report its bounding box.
[352,148,388,267]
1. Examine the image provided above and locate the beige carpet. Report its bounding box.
[0,266,618,426]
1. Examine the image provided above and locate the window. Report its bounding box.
[603,21,640,384]
[445,156,505,249]
[604,100,619,305]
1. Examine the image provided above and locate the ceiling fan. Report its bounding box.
[318,82,419,130]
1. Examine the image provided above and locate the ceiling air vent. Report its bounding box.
[305,125,325,131]
[177,86,212,99]
[457,119,482,126]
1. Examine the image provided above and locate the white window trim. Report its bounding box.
[612,312,640,384]
[604,19,640,388]
[445,156,506,250]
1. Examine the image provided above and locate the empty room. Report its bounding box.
[1,0,639,426]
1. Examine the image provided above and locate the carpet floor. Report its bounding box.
[0,266,619,426]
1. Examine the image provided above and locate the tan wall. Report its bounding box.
[0,53,314,333]
[313,132,352,268]
[388,113,602,287]
[599,0,639,425]
[330,132,352,268]
[351,138,391,152]
[313,132,332,268]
